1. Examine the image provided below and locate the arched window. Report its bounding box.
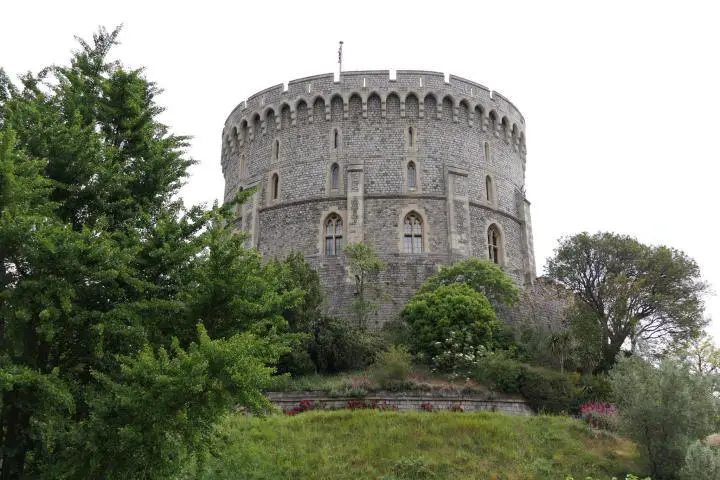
[407,161,417,191]
[485,175,495,204]
[325,214,343,256]
[403,213,423,253]
[330,163,340,190]
[271,173,279,200]
[488,224,502,264]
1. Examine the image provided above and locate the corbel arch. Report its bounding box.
[279,103,292,130]
[441,94,455,121]
[423,92,439,119]
[511,124,519,150]
[405,92,420,119]
[312,95,326,123]
[458,99,471,125]
[366,92,382,120]
[330,93,344,121]
[488,110,498,136]
[386,91,401,119]
[473,104,486,130]
[501,116,510,143]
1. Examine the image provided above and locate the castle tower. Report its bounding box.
[221,71,534,328]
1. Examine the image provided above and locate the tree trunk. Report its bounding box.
[1,392,31,480]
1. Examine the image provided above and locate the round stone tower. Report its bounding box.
[221,70,535,328]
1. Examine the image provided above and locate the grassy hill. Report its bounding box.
[184,410,642,479]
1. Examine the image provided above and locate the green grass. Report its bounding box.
[185,411,642,480]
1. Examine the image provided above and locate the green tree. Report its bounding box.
[680,440,720,480]
[673,332,720,376]
[610,356,719,480]
[567,302,605,375]
[344,241,386,330]
[0,27,296,478]
[401,283,501,367]
[419,257,520,307]
[266,252,324,374]
[547,331,573,373]
[546,232,708,371]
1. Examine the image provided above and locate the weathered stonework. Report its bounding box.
[221,70,535,328]
[266,392,533,415]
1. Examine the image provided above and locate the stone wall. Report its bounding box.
[267,392,533,415]
[221,70,535,326]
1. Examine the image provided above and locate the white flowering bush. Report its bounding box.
[431,330,489,380]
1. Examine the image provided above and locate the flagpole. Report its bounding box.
[338,41,344,77]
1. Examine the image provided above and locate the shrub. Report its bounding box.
[610,356,719,480]
[418,257,520,307]
[276,345,316,376]
[474,354,526,394]
[419,402,434,412]
[577,373,615,405]
[382,317,413,347]
[580,401,618,430]
[680,440,720,480]
[402,284,500,367]
[520,367,575,414]
[308,316,386,373]
[372,345,412,389]
[286,400,317,416]
[474,355,579,414]
[430,330,488,380]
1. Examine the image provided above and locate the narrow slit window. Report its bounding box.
[408,127,414,147]
[330,163,340,190]
[334,129,339,149]
[325,214,343,256]
[271,173,279,200]
[273,139,280,160]
[403,213,423,253]
[488,225,501,264]
[407,162,417,191]
[486,175,494,203]
[484,142,490,161]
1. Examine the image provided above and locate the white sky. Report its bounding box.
[2,1,719,340]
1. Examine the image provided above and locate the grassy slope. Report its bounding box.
[190,411,642,480]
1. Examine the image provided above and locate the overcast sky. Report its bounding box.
[3,0,719,340]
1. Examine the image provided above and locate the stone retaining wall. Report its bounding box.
[267,392,533,415]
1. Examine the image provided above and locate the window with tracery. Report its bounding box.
[404,213,423,253]
[488,224,501,264]
[325,214,343,256]
[407,161,417,191]
[330,163,340,190]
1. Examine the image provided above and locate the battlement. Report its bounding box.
[224,70,526,131]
